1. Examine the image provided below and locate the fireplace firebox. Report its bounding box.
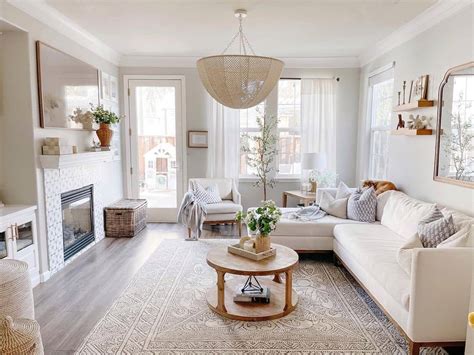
[61,185,95,260]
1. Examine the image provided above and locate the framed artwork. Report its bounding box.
[101,72,111,100]
[413,75,429,101]
[36,41,99,130]
[188,131,208,148]
[110,75,118,102]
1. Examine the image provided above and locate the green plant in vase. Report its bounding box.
[90,104,122,148]
[236,200,282,253]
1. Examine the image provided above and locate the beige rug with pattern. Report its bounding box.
[77,240,445,354]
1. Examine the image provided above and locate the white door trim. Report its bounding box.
[122,74,187,207]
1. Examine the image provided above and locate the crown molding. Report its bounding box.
[5,0,121,65]
[359,0,472,67]
[120,55,360,68]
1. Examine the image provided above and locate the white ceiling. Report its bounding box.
[44,0,436,59]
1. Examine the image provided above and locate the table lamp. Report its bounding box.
[302,152,327,192]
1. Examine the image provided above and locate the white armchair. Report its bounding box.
[188,178,243,237]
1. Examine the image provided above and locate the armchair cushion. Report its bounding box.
[205,201,242,215]
[189,178,233,200]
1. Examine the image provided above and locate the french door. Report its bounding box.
[126,77,186,222]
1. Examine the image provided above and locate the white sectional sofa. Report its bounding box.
[272,189,473,355]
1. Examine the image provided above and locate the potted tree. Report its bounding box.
[90,104,122,148]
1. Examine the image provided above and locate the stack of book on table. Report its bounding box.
[233,286,271,304]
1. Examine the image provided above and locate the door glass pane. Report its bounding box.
[16,222,33,252]
[136,86,177,208]
[0,231,7,258]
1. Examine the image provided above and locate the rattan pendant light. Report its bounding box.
[197,9,284,109]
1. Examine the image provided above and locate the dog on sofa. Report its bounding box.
[362,180,397,196]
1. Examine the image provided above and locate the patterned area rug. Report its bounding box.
[77,240,445,354]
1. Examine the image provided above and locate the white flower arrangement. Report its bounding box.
[236,200,282,236]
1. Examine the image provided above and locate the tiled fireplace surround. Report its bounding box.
[43,162,108,274]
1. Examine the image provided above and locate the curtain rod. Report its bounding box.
[281,77,340,82]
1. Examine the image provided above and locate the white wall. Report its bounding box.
[120,66,360,209]
[1,4,124,274]
[357,6,474,215]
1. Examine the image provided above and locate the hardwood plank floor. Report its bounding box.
[34,223,240,354]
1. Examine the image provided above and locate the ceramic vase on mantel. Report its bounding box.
[96,123,113,147]
[255,234,271,253]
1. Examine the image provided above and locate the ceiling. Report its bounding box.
[44,0,436,59]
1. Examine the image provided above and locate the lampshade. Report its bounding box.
[302,152,327,170]
[196,9,284,109]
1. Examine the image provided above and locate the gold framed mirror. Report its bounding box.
[434,61,474,188]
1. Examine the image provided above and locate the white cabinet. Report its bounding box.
[0,206,40,287]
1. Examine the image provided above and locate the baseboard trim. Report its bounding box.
[40,270,51,283]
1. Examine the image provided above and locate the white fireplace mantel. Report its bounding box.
[39,151,114,169]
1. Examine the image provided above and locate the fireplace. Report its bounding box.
[61,185,95,260]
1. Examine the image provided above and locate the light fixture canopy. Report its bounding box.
[197,9,284,109]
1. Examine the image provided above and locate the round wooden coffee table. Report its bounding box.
[206,243,299,321]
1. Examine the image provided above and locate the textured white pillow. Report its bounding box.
[335,181,352,199]
[437,225,472,248]
[192,182,222,204]
[319,191,348,219]
[381,192,435,240]
[347,187,377,222]
[397,233,423,276]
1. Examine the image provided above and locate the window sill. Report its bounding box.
[239,176,301,183]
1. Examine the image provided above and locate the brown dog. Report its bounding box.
[362,180,397,196]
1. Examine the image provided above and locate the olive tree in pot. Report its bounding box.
[90,104,122,148]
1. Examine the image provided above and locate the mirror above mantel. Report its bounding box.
[434,61,474,188]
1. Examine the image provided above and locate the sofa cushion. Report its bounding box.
[273,211,365,237]
[347,187,376,222]
[440,207,474,230]
[335,181,352,199]
[334,224,411,310]
[397,234,423,276]
[381,191,434,240]
[205,201,242,214]
[319,191,348,219]
[438,225,472,248]
[417,208,456,248]
[376,190,396,221]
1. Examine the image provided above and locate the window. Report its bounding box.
[367,67,394,179]
[239,103,264,176]
[277,79,302,176]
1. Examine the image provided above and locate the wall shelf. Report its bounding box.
[393,100,435,112]
[39,151,114,169]
[391,128,433,136]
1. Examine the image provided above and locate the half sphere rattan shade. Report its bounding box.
[197,55,284,109]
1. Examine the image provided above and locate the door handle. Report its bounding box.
[469,312,474,328]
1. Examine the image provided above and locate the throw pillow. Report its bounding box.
[376,190,395,221]
[335,181,352,199]
[397,233,424,276]
[347,187,376,222]
[437,225,472,248]
[417,207,456,248]
[192,182,222,204]
[319,191,348,219]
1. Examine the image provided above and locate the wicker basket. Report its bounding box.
[105,199,147,238]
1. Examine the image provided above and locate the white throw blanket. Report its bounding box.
[177,191,207,239]
[283,205,326,222]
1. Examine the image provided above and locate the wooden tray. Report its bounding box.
[228,244,276,261]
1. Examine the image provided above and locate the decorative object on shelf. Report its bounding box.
[196,9,284,109]
[402,80,407,104]
[396,114,405,130]
[406,114,432,130]
[413,75,429,101]
[434,61,474,188]
[0,316,44,355]
[69,108,94,130]
[302,152,327,192]
[397,91,401,106]
[408,80,414,103]
[235,200,281,253]
[89,139,101,152]
[36,41,99,130]
[42,137,75,155]
[188,131,208,148]
[240,113,279,200]
[90,104,123,148]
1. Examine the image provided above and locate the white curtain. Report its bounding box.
[301,79,336,172]
[206,96,240,180]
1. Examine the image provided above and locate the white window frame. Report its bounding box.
[239,105,264,179]
[366,64,395,180]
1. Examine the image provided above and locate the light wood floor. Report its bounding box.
[33,223,240,354]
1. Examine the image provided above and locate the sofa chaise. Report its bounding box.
[271,189,473,355]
